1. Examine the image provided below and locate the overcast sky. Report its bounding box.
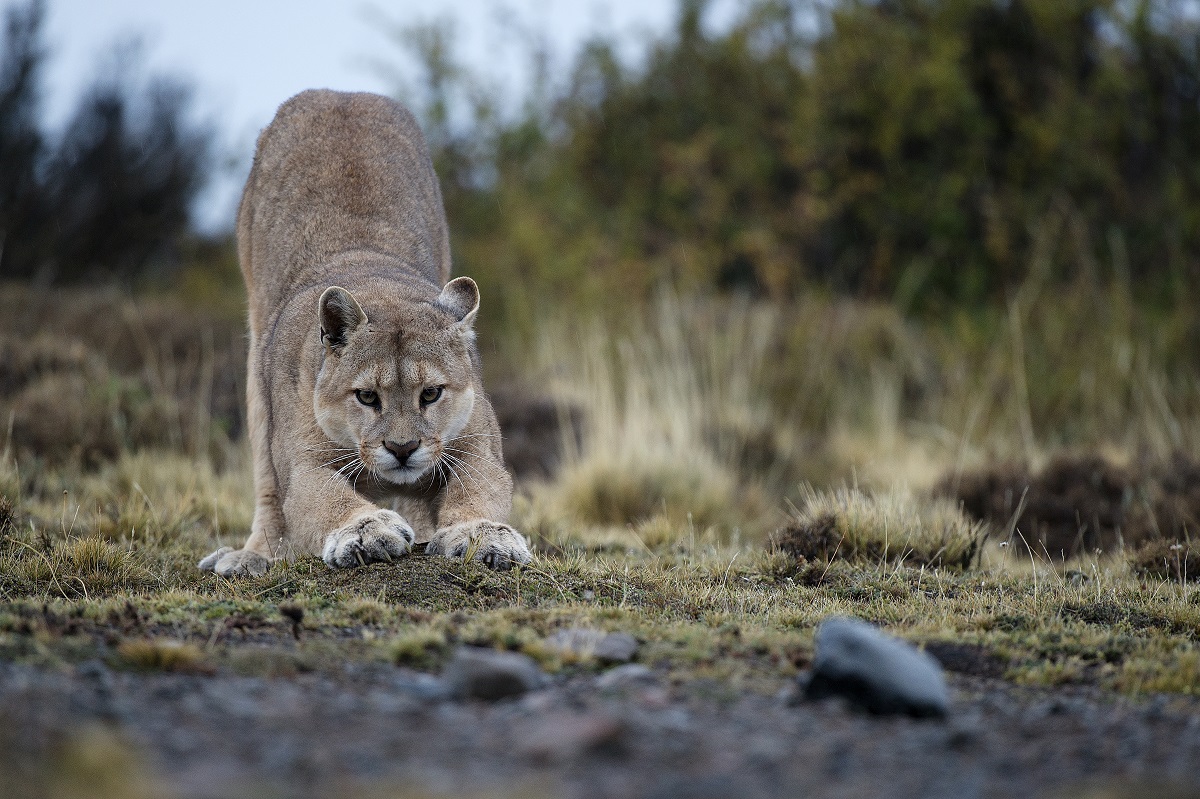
[32,0,740,231]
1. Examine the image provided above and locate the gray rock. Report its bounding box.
[595,632,639,663]
[596,663,657,690]
[515,711,626,762]
[803,616,950,718]
[442,647,546,701]
[545,627,604,655]
[545,628,639,664]
[390,671,451,702]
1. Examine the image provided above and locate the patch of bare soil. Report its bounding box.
[937,452,1200,563]
[769,515,844,563]
[490,386,582,483]
[3,663,1200,798]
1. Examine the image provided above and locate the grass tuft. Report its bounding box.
[116,638,209,673]
[556,455,736,530]
[1130,539,1200,583]
[773,486,982,569]
[0,536,155,599]
[390,628,450,670]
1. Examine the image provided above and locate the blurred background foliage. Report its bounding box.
[4,0,1200,538]
[4,0,1200,314]
[0,0,214,284]
[400,0,1200,329]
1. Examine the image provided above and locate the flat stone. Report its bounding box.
[595,632,639,663]
[803,616,950,719]
[596,663,657,691]
[545,628,639,664]
[442,647,546,701]
[390,672,451,702]
[515,711,626,762]
[545,627,605,654]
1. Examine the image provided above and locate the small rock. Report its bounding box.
[516,711,625,762]
[442,647,546,701]
[545,627,605,655]
[596,663,657,690]
[545,628,639,664]
[944,715,981,750]
[76,659,113,684]
[390,672,451,702]
[595,632,639,663]
[803,616,950,719]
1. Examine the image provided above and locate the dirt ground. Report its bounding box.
[940,452,1200,565]
[5,655,1200,799]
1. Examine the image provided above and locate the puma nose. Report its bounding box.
[383,439,420,466]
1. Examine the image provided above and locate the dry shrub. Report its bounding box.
[9,371,183,466]
[1141,453,1200,543]
[490,386,582,483]
[772,486,982,569]
[0,283,246,467]
[1,536,154,598]
[117,639,209,673]
[557,454,736,529]
[0,333,99,396]
[942,452,1200,561]
[942,455,1133,558]
[0,494,13,536]
[1130,540,1200,583]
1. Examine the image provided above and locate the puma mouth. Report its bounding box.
[377,461,434,485]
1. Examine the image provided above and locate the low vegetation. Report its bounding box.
[2,278,1200,706]
[772,486,983,570]
[4,2,1199,795]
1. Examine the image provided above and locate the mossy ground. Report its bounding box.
[3,281,1200,701]
[5,285,1200,796]
[3,449,1200,700]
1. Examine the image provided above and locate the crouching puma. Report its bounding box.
[199,90,531,577]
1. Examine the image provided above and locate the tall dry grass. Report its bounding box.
[511,269,1200,552]
[3,262,1199,563]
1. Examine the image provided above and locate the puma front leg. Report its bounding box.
[427,442,530,569]
[283,460,415,569]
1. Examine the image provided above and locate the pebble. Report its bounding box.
[442,647,546,701]
[545,628,640,664]
[803,616,950,719]
[516,711,626,762]
[595,632,639,663]
[390,671,451,702]
[596,663,658,690]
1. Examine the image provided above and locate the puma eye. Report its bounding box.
[355,389,379,407]
[419,386,443,405]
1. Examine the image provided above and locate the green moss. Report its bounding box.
[116,639,209,673]
[390,628,449,670]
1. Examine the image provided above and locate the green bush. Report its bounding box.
[390,0,1200,319]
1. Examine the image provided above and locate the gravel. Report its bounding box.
[545,628,641,664]
[4,661,1200,798]
[442,646,547,700]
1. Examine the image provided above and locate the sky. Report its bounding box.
[33,0,740,232]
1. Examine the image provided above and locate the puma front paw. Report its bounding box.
[427,520,532,570]
[322,509,414,569]
[198,547,271,578]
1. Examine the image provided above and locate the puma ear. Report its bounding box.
[436,276,479,329]
[318,286,367,351]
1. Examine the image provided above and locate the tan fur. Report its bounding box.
[198,90,530,577]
